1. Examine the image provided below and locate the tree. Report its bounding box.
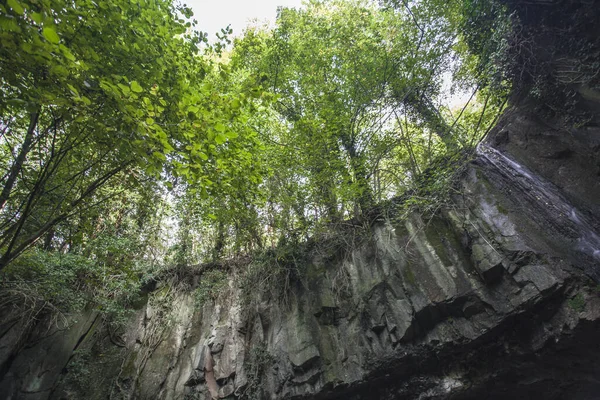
[230,1,459,224]
[0,0,262,269]
[217,0,509,251]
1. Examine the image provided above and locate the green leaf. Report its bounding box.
[7,0,24,15]
[117,83,131,95]
[152,151,166,161]
[66,83,79,96]
[0,17,21,32]
[42,27,60,44]
[21,42,33,53]
[60,44,75,61]
[214,122,226,132]
[50,64,68,77]
[31,12,43,23]
[215,133,227,145]
[130,81,143,93]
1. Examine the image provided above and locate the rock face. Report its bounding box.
[1,119,599,399]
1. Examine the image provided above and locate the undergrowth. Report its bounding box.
[0,247,152,333]
[194,269,228,308]
[237,242,307,312]
[380,148,475,224]
[239,343,275,400]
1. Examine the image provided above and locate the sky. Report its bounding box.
[185,0,304,41]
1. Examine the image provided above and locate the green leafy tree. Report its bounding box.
[230,1,472,233]
[0,0,262,269]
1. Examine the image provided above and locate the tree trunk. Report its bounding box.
[0,111,39,211]
[213,220,226,262]
[342,136,373,215]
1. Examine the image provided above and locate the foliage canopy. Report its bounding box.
[0,0,511,319]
